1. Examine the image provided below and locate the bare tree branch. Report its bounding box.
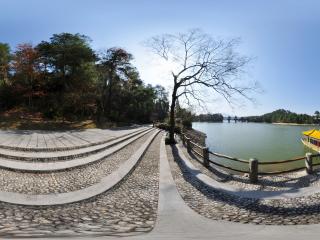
[145,29,258,142]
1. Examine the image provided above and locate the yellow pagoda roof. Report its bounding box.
[303,129,320,140]
[303,129,316,136]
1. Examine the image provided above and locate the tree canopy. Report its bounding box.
[0,33,169,126]
[0,43,11,85]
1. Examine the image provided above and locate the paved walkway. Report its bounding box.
[41,135,320,240]
[3,132,320,239]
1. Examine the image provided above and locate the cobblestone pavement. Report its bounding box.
[178,138,320,191]
[167,144,320,225]
[0,133,161,238]
[0,131,154,194]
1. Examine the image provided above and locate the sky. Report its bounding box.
[1,0,319,116]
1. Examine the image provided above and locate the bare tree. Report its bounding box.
[146,29,257,143]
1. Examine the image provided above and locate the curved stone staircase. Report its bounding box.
[0,127,154,171]
[0,126,160,206]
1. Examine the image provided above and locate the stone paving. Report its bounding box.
[4,127,320,239]
[0,127,144,150]
[0,131,154,194]
[167,143,320,225]
[0,133,162,238]
[70,134,320,240]
[0,128,148,162]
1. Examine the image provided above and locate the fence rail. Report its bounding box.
[258,156,305,165]
[181,133,320,183]
[209,160,250,174]
[209,151,249,164]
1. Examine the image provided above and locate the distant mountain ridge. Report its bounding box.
[193,109,318,124]
[244,109,315,124]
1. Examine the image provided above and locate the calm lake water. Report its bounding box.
[192,122,319,172]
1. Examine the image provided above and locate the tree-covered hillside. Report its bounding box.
[193,113,224,122]
[245,109,316,124]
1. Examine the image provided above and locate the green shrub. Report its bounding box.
[155,122,181,133]
[155,122,169,130]
[174,125,181,134]
[182,119,192,129]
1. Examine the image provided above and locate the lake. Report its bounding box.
[192,122,319,172]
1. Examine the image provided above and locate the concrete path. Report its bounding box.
[0,129,159,205]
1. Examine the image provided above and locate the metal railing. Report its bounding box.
[180,133,320,183]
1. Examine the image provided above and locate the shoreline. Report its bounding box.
[193,121,319,126]
[272,122,319,126]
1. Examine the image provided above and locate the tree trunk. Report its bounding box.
[106,70,113,117]
[107,80,112,116]
[29,76,33,109]
[169,87,177,143]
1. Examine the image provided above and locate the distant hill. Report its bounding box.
[245,109,315,124]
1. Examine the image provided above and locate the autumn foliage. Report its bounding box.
[0,33,169,124]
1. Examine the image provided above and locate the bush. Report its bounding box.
[155,122,169,130]
[155,122,181,133]
[182,119,192,129]
[174,125,181,134]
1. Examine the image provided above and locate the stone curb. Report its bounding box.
[0,128,154,172]
[177,143,320,200]
[0,129,160,206]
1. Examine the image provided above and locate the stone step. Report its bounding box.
[0,128,155,172]
[0,130,161,205]
[0,126,149,152]
[0,129,157,195]
[0,127,151,162]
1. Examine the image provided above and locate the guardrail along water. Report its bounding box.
[181,133,320,183]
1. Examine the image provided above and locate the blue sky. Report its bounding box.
[1,0,319,116]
